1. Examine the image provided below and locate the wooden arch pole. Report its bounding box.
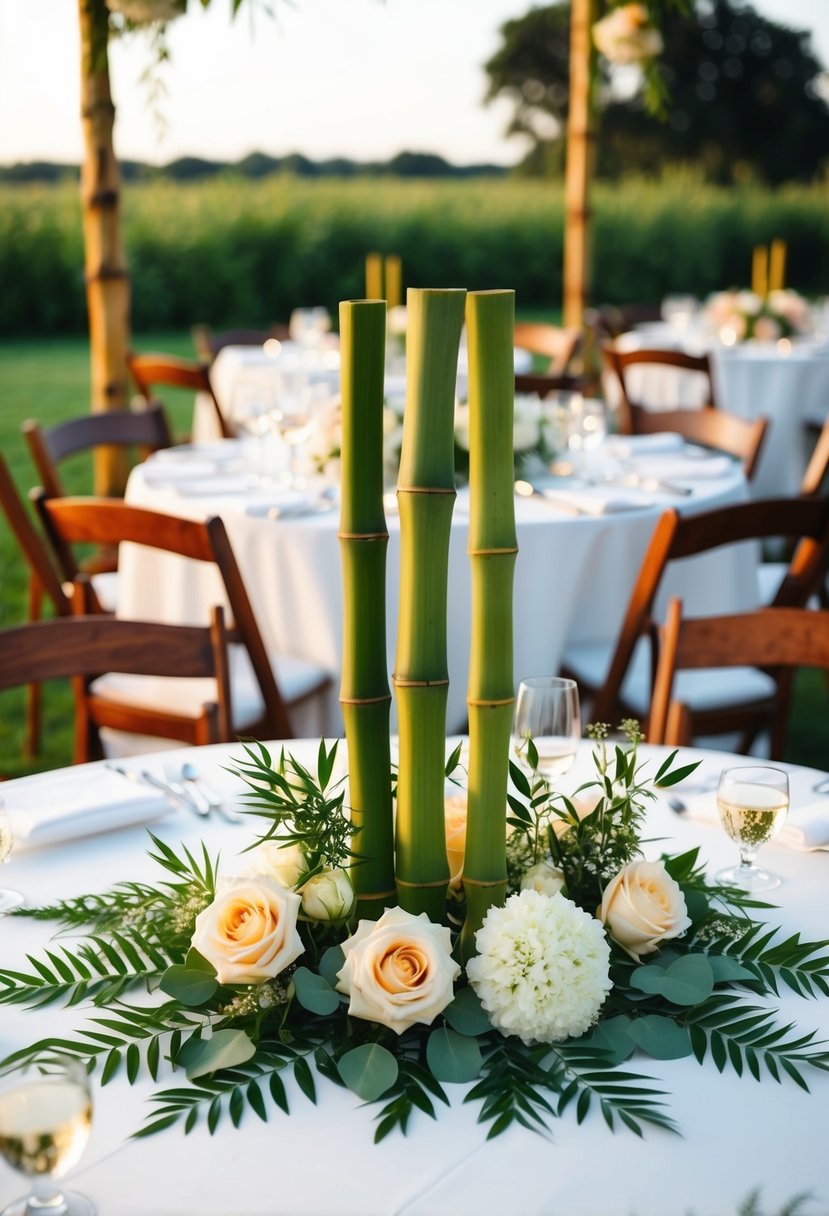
[78,0,131,494]
[563,0,596,330]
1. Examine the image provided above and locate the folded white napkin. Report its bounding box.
[676,792,829,852]
[245,491,314,518]
[605,433,685,458]
[5,769,170,849]
[174,475,255,497]
[152,441,242,465]
[540,487,658,515]
[142,458,220,484]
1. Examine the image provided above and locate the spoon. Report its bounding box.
[179,762,241,824]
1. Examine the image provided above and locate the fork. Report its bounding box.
[177,762,242,825]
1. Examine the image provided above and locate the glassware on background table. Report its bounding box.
[0,1056,95,1216]
[565,396,607,474]
[661,295,699,332]
[716,764,789,892]
[272,377,333,491]
[0,797,23,914]
[289,307,331,360]
[512,677,581,785]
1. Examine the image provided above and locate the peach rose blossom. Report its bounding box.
[192,876,303,985]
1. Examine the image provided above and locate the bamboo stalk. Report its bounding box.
[394,287,466,919]
[385,255,402,311]
[460,291,517,960]
[78,0,131,495]
[365,252,383,300]
[338,299,395,918]
[563,0,596,331]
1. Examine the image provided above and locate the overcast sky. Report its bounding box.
[1,0,828,167]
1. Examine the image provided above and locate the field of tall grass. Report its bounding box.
[1,174,828,335]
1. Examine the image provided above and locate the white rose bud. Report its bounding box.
[244,840,307,890]
[300,868,355,922]
[521,861,566,897]
[599,860,691,961]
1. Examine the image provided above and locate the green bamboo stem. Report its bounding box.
[460,290,517,961]
[394,287,466,919]
[339,299,395,918]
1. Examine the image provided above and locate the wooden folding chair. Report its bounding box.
[603,344,720,432]
[649,598,829,752]
[0,587,232,765]
[561,496,829,757]
[514,323,582,376]
[22,403,173,501]
[127,351,232,440]
[191,324,290,363]
[515,373,586,398]
[625,404,769,481]
[33,495,331,749]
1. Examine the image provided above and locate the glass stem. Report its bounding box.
[25,1176,68,1214]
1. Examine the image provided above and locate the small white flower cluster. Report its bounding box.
[454,393,565,458]
[467,889,612,1045]
[593,3,663,66]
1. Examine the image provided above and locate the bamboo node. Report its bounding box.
[467,546,518,557]
[337,530,389,541]
[396,486,456,496]
[466,697,515,708]
[85,267,129,284]
[461,877,508,889]
[355,888,398,902]
[391,676,450,689]
[395,877,450,890]
[339,694,392,706]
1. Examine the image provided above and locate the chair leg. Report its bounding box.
[24,576,44,758]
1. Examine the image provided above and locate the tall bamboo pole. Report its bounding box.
[460,291,517,961]
[78,0,131,495]
[394,287,466,920]
[563,0,596,331]
[338,299,395,919]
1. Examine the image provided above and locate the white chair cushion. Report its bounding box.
[89,643,329,734]
[563,636,777,716]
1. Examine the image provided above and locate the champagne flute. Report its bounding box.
[0,797,23,914]
[0,1056,95,1215]
[716,765,789,892]
[512,677,581,784]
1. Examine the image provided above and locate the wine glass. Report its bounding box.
[0,797,23,914]
[273,375,330,491]
[0,1056,95,1215]
[512,677,581,785]
[716,765,789,892]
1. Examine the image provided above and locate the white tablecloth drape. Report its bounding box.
[2,739,828,1216]
[614,326,829,497]
[120,456,751,737]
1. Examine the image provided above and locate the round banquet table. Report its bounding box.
[120,442,753,737]
[613,324,829,499]
[1,738,828,1216]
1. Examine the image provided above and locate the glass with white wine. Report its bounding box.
[0,1056,95,1215]
[512,677,581,785]
[716,765,789,892]
[0,797,23,914]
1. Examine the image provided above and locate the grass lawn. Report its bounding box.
[0,333,826,777]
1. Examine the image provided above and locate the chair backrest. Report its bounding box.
[0,454,69,616]
[33,495,294,739]
[514,373,585,398]
[591,495,829,726]
[802,413,829,496]
[21,404,173,500]
[127,351,233,440]
[192,325,290,362]
[603,344,720,426]
[649,597,829,745]
[514,323,581,376]
[627,404,769,481]
[0,595,232,762]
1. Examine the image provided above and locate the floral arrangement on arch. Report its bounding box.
[2,291,828,1148]
[703,289,812,344]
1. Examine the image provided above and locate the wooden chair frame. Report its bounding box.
[583,496,829,754]
[33,495,306,742]
[625,404,769,481]
[649,598,829,750]
[22,403,173,501]
[603,344,720,430]
[0,588,232,764]
[514,323,582,376]
[127,351,232,440]
[191,324,290,363]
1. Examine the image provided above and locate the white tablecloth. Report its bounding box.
[2,739,828,1216]
[120,444,751,736]
[615,324,829,497]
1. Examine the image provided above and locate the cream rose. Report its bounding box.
[244,840,307,889]
[599,860,691,961]
[444,793,467,889]
[192,876,303,985]
[300,868,355,922]
[521,860,566,897]
[336,907,460,1034]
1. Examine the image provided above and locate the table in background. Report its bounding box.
[2,738,827,1216]
[614,324,829,497]
[121,445,752,736]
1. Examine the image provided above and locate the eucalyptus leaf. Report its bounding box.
[443,987,492,1036]
[337,1044,398,1101]
[682,889,710,922]
[318,945,346,989]
[632,955,714,1005]
[627,1016,693,1060]
[426,1027,483,1083]
[584,1015,635,1064]
[158,965,218,1007]
[179,1029,256,1080]
[707,955,758,984]
[184,948,217,976]
[293,967,340,1016]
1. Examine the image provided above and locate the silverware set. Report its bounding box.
[106,762,241,824]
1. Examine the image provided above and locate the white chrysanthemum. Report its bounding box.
[467,889,612,1045]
